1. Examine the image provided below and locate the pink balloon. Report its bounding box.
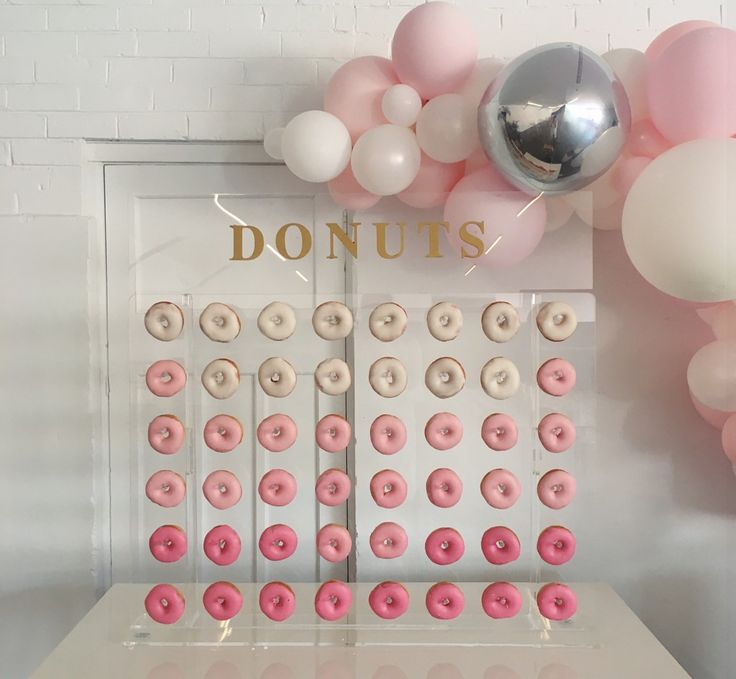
[648,27,736,144]
[646,20,717,61]
[690,391,734,429]
[722,414,736,462]
[612,156,651,195]
[443,165,547,268]
[463,147,490,175]
[328,166,381,211]
[324,57,399,143]
[391,2,477,100]
[398,153,464,209]
[626,119,671,158]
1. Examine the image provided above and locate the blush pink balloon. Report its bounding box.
[391,2,478,100]
[645,20,717,61]
[464,147,490,175]
[626,119,671,158]
[324,56,399,143]
[398,153,464,208]
[721,414,736,462]
[613,156,651,195]
[328,166,381,211]
[690,391,734,429]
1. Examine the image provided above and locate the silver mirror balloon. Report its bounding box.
[478,43,631,195]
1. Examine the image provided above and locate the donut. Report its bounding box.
[203,524,241,566]
[316,524,352,563]
[314,580,352,621]
[427,302,463,341]
[481,582,522,619]
[425,582,464,620]
[481,526,521,565]
[258,357,297,398]
[259,581,296,622]
[536,582,577,621]
[147,415,185,455]
[537,525,576,565]
[145,360,187,397]
[536,302,577,342]
[149,524,187,563]
[312,301,353,340]
[258,469,297,507]
[536,358,576,397]
[480,357,520,400]
[145,470,185,508]
[426,468,463,508]
[203,581,243,621]
[370,469,408,509]
[369,357,408,398]
[369,522,408,559]
[144,302,184,342]
[145,584,185,624]
[258,302,297,341]
[425,357,465,398]
[370,414,407,455]
[259,524,298,561]
[257,414,297,452]
[315,358,351,396]
[481,301,520,343]
[315,468,351,506]
[201,358,240,400]
[424,412,463,451]
[537,413,576,453]
[202,470,242,510]
[369,581,409,620]
[199,303,241,343]
[369,302,408,342]
[537,469,576,510]
[203,414,243,453]
[481,413,518,451]
[316,414,352,452]
[480,469,521,509]
[425,527,464,565]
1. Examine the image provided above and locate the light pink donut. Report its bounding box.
[370,414,407,455]
[203,415,243,453]
[481,526,521,565]
[426,582,464,620]
[481,582,522,619]
[369,522,408,559]
[148,415,185,455]
[315,468,351,506]
[202,470,242,510]
[145,584,185,625]
[425,527,465,565]
[203,525,241,566]
[426,468,463,508]
[146,360,187,397]
[424,412,463,451]
[315,580,352,621]
[316,414,352,453]
[257,414,297,452]
[149,525,187,563]
[537,525,576,565]
[537,583,577,621]
[537,358,577,397]
[259,524,298,561]
[537,413,576,453]
[480,469,521,509]
[203,581,243,621]
[145,470,185,508]
[537,469,576,509]
[259,581,296,622]
[481,413,518,452]
[316,524,352,562]
[370,469,408,509]
[369,581,409,620]
[258,469,297,506]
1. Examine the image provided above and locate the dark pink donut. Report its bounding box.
[369,581,409,619]
[202,581,243,621]
[370,414,407,455]
[424,412,463,450]
[145,584,185,625]
[369,522,408,559]
[148,524,187,563]
[481,526,521,565]
[259,581,296,622]
[425,582,464,620]
[203,524,241,566]
[537,413,576,453]
[481,413,518,451]
[425,527,464,565]
[536,582,577,621]
[259,524,298,561]
[537,525,576,566]
[481,582,522,619]
[315,580,352,621]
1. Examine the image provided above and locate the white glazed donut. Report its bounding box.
[144,301,184,342]
[425,357,466,398]
[427,302,463,341]
[536,302,577,342]
[199,303,241,343]
[369,303,408,342]
[312,301,353,340]
[481,357,520,400]
[482,301,520,343]
[258,302,297,341]
[258,357,297,397]
[201,358,240,399]
[315,358,352,396]
[369,357,408,398]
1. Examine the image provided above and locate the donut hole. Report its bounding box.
[212,315,225,328]
[158,315,170,329]
[270,371,281,383]
[213,371,225,385]
[160,371,172,383]
[495,539,506,549]
[552,313,566,326]
[270,315,283,325]
[160,427,170,439]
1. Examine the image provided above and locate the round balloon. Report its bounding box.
[722,414,736,463]
[711,303,736,341]
[455,57,505,107]
[646,20,717,61]
[691,391,734,429]
[382,84,422,127]
[602,48,649,123]
[264,127,284,160]
[545,196,575,231]
[328,166,381,211]
[416,94,479,163]
[688,341,736,412]
[398,153,464,209]
[626,119,671,158]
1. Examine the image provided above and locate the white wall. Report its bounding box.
[0,1,732,677]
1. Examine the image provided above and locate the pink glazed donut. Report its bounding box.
[316,524,352,562]
[257,414,298,452]
[481,582,522,619]
[370,414,407,455]
[537,583,577,621]
[481,526,521,565]
[537,526,576,566]
[480,469,521,509]
[203,581,243,621]
[148,415,185,455]
[425,582,464,620]
[315,414,352,453]
[146,360,187,397]
[258,469,297,506]
[203,415,243,453]
[145,584,185,625]
[315,468,351,506]
[315,580,353,621]
[537,358,577,397]
[426,468,463,508]
[537,413,576,453]
[424,412,463,450]
[259,524,298,561]
[203,525,241,566]
[425,527,465,565]
[259,581,296,622]
[369,522,408,559]
[149,524,187,563]
[370,469,408,509]
[369,581,409,619]
[537,469,576,509]
[202,470,242,510]
[481,413,518,452]
[145,470,185,508]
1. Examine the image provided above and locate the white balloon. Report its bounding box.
[545,196,575,232]
[381,84,422,127]
[416,94,479,163]
[688,341,736,412]
[622,139,736,302]
[264,127,284,160]
[281,110,351,183]
[351,124,421,196]
[602,48,648,123]
[456,57,505,107]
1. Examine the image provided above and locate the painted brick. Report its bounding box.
[190,6,263,31]
[0,141,10,166]
[187,111,263,139]
[137,31,209,57]
[108,58,173,84]
[4,32,76,57]
[154,84,210,111]
[35,58,108,85]
[11,139,81,165]
[6,84,77,112]
[118,112,187,139]
[0,112,46,138]
[78,31,137,57]
[244,58,318,85]
[47,112,117,138]
[0,7,47,31]
[0,58,34,84]
[79,85,154,111]
[173,58,246,85]
[282,32,355,58]
[17,166,81,215]
[48,6,117,31]
[209,30,281,58]
[210,85,282,111]
[280,84,322,111]
[118,7,190,31]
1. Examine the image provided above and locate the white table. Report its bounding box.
[33,583,688,679]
